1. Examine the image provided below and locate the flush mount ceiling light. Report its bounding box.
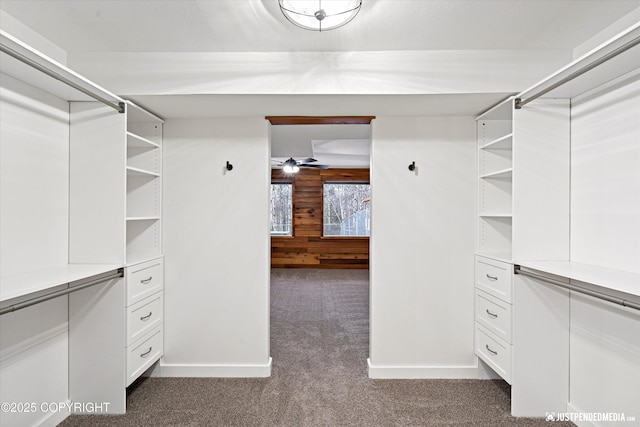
[279,0,362,31]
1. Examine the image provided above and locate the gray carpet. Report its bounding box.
[60,268,574,426]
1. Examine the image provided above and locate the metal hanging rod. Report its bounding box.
[0,35,125,113]
[515,30,640,109]
[514,266,640,312]
[0,268,124,316]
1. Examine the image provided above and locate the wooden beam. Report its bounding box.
[265,116,375,125]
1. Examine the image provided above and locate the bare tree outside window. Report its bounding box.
[270,183,292,236]
[323,182,370,236]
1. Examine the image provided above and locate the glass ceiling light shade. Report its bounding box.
[279,0,362,31]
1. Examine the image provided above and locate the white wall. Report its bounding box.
[0,74,69,277]
[570,69,640,273]
[569,294,640,427]
[161,117,271,377]
[369,116,477,378]
[69,50,570,97]
[568,68,640,427]
[0,74,70,427]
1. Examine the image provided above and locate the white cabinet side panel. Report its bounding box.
[0,297,69,427]
[0,73,69,278]
[370,116,477,372]
[569,293,640,427]
[512,99,570,262]
[570,70,640,274]
[162,118,270,372]
[512,274,570,417]
[69,102,126,265]
[69,277,126,413]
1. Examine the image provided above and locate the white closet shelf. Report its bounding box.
[476,251,512,264]
[516,261,640,300]
[126,216,160,221]
[126,254,162,268]
[480,168,513,179]
[480,133,513,150]
[479,213,512,218]
[0,264,122,304]
[127,132,160,149]
[126,166,160,177]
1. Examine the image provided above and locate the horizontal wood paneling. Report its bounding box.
[271,168,370,269]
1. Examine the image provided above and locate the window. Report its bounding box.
[270,182,293,236]
[323,182,370,236]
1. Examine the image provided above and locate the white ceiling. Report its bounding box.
[271,123,371,167]
[1,0,638,53]
[2,0,638,166]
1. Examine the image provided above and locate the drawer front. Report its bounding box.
[475,289,512,343]
[127,292,163,346]
[126,327,163,386]
[475,256,512,303]
[476,324,511,384]
[127,258,163,306]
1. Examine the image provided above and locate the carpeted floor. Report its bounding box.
[60,268,574,426]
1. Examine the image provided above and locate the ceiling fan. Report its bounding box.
[272,157,329,173]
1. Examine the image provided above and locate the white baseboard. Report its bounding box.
[156,357,272,378]
[367,358,480,379]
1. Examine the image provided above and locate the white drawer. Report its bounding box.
[475,255,512,303]
[127,292,163,346]
[476,323,511,384]
[127,258,163,306]
[475,289,512,343]
[126,327,163,386]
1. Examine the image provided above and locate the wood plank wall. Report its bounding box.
[271,168,370,269]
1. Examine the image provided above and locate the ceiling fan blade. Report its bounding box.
[297,157,317,164]
[300,164,330,169]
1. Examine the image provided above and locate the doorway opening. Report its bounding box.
[267,115,373,378]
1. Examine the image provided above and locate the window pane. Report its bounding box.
[323,183,370,236]
[270,183,292,236]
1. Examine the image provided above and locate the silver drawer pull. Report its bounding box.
[140,276,153,284]
[486,274,498,281]
[140,312,153,321]
[485,344,498,355]
[485,309,498,318]
[140,347,152,357]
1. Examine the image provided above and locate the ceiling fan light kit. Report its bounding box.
[282,158,300,173]
[275,157,330,173]
[278,0,362,31]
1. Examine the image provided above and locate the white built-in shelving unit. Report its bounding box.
[123,101,164,386]
[506,22,640,419]
[0,29,129,424]
[125,101,163,267]
[0,30,165,425]
[476,98,513,264]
